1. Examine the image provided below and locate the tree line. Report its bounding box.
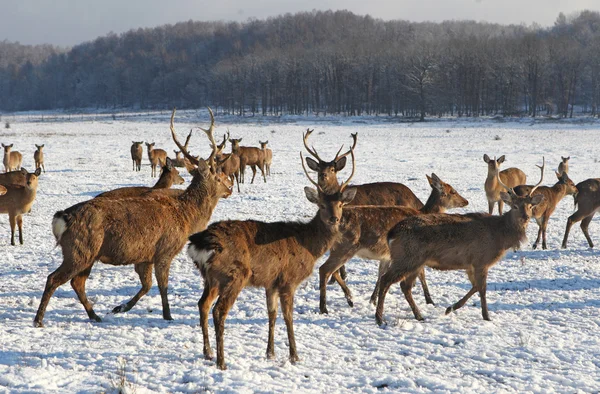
[1,9,600,119]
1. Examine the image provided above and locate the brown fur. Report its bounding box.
[2,144,23,173]
[259,140,273,176]
[562,178,600,248]
[231,138,266,184]
[483,154,527,214]
[130,141,143,171]
[0,185,5,195]
[146,142,167,177]
[0,168,28,186]
[34,144,45,173]
[0,168,41,245]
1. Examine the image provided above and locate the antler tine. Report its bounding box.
[184,129,193,150]
[339,147,356,192]
[495,166,516,196]
[196,107,218,171]
[303,128,323,162]
[170,108,200,166]
[529,157,545,196]
[300,152,322,191]
[335,132,358,161]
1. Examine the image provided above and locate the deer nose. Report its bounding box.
[329,216,340,225]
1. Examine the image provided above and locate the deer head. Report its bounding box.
[498,157,545,225]
[426,173,469,209]
[483,154,506,173]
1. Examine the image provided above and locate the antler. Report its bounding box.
[496,166,515,196]
[529,157,545,196]
[170,108,200,166]
[303,129,323,162]
[339,146,356,192]
[301,152,322,191]
[334,132,358,161]
[196,107,218,171]
[184,129,193,150]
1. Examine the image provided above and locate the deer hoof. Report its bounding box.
[33,320,44,328]
[445,306,454,315]
[289,355,300,364]
[347,299,354,308]
[111,304,127,314]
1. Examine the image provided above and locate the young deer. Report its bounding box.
[319,173,469,314]
[34,144,45,173]
[33,108,233,328]
[216,136,241,193]
[2,143,23,173]
[483,154,527,215]
[558,156,570,176]
[259,140,272,176]
[376,159,545,325]
[514,171,578,249]
[230,138,266,184]
[0,168,42,245]
[145,142,168,177]
[130,141,143,171]
[187,139,357,370]
[562,178,600,249]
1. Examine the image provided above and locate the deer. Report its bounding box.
[562,178,600,249]
[230,138,266,184]
[513,171,578,249]
[187,136,357,370]
[375,158,545,325]
[145,142,168,177]
[318,173,469,314]
[0,168,42,245]
[213,131,241,193]
[558,156,570,176]
[483,154,527,215]
[130,141,143,171]
[2,143,23,173]
[34,144,45,173]
[33,108,234,328]
[0,168,28,187]
[259,140,272,176]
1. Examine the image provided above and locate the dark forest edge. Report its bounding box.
[1,9,600,120]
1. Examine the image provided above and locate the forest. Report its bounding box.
[1,9,600,119]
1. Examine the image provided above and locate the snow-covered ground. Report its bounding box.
[1,112,599,393]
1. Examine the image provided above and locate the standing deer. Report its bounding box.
[2,144,23,173]
[375,159,545,325]
[483,154,527,215]
[0,168,42,245]
[130,141,143,171]
[230,138,266,184]
[33,108,233,328]
[187,137,357,370]
[146,142,167,177]
[214,132,241,193]
[319,173,469,314]
[562,178,600,248]
[558,156,570,176]
[34,144,45,173]
[259,140,272,176]
[514,171,577,249]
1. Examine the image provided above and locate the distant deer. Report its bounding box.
[214,131,241,192]
[34,144,45,173]
[483,154,527,214]
[514,171,577,249]
[0,168,28,187]
[0,168,42,245]
[562,178,600,249]
[145,142,168,177]
[376,159,545,325]
[259,140,272,176]
[2,143,23,173]
[34,108,234,328]
[130,141,143,171]
[318,173,469,314]
[230,138,266,184]
[187,136,357,370]
[557,156,570,175]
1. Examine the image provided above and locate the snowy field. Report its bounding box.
[1,112,599,393]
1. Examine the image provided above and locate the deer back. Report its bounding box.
[0,169,28,186]
[131,142,143,161]
[573,178,600,213]
[349,182,424,209]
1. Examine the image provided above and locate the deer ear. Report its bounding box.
[341,187,357,204]
[304,187,320,204]
[34,168,42,176]
[428,173,444,192]
[500,192,513,205]
[530,194,544,206]
[265,140,268,144]
[334,156,347,172]
[483,154,490,163]
[497,155,506,164]
[41,144,44,148]
[305,157,320,172]
[165,157,173,169]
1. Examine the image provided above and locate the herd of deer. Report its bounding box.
[0,110,598,370]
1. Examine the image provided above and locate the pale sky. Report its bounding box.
[1,0,599,47]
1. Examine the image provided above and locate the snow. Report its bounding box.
[1,112,599,393]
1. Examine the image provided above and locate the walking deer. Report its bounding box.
[230,138,266,184]
[2,144,23,173]
[33,108,233,328]
[376,159,545,325]
[318,173,469,314]
[562,178,600,249]
[130,141,143,171]
[34,144,45,173]
[146,142,167,177]
[259,140,272,176]
[187,137,357,370]
[483,154,527,215]
[0,168,42,245]
[514,171,577,249]
[558,156,570,175]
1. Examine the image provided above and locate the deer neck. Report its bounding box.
[301,214,340,260]
[499,210,529,249]
[178,173,222,233]
[420,190,445,214]
[550,183,568,203]
[152,173,172,189]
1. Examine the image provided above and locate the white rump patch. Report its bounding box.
[52,216,67,244]
[188,245,214,270]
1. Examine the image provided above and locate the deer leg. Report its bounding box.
[319,246,358,314]
[154,260,174,321]
[260,164,267,183]
[488,200,494,215]
[234,172,240,193]
[375,267,408,326]
[474,270,490,321]
[562,210,588,248]
[112,262,153,314]
[8,213,16,246]
[250,165,257,184]
[445,287,478,316]
[42,163,45,173]
[497,200,504,215]
[541,215,550,250]
[581,214,596,248]
[279,287,300,364]
[71,266,101,322]
[266,287,279,360]
[532,217,543,249]
[331,270,354,308]
[16,214,23,245]
[199,281,219,360]
[418,268,435,305]
[370,260,391,306]
[399,271,424,321]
